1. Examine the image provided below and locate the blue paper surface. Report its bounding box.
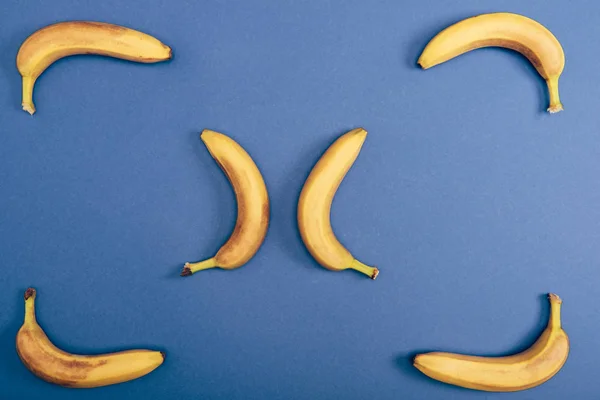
[0,0,597,398]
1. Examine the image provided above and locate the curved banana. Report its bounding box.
[418,13,565,113]
[17,21,172,115]
[181,130,270,277]
[414,294,569,392]
[16,288,165,388]
[297,128,378,279]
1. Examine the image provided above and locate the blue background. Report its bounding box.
[0,0,597,398]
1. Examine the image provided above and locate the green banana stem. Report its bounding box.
[22,76,36,115]
[349,259,379,280]
[181,258,217,276]
[24,288,37,324]
[548,293,562,328]
[546,77,563,113]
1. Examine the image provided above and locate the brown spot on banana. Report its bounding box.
[24,288,36,300]
[16,332,92,387]
[75,21,128,33]
[262,202,271,227]
[16,288,166,388]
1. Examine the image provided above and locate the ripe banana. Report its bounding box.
[181,130,270,277]
[297,128,378,279]
[16,288,165,388]
[413,293,569,392]
[418,13,565,113]
[17,21,172,115]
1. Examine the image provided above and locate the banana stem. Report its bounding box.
[22,76,36,115]
[181,258,217,276]
[546,77,563,113]
[349,259,379,280]
[24,288,37,324]
[548,293,562,328]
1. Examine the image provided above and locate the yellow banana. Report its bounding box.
[297,128,378,279]
[414,294,569,392]
[181,130,270,277]
[16,288,165,388]
[418,13,565,113]
[17,21,172,115]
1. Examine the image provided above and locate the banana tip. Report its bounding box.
[371,268,379,280]
[547,104,564,114]
[200,129,217,140]
[413,354,425,368]
[548,293,562,304]
[22,103,35,115]
[167,47,173,60]
[160,351,166,361]
[180,264,193,277]
[24,288,36,300]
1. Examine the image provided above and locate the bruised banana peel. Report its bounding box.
[181,130,270,277]
[16,288,165,388]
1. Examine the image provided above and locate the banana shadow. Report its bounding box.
[396,293,549,391]
[270,134,334,270]
[165,262,188,280]
[0,28,31,112]
[406,12,549,115]
[495,47,549,115]
[0,288,41,389]
[166,130,237,278]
